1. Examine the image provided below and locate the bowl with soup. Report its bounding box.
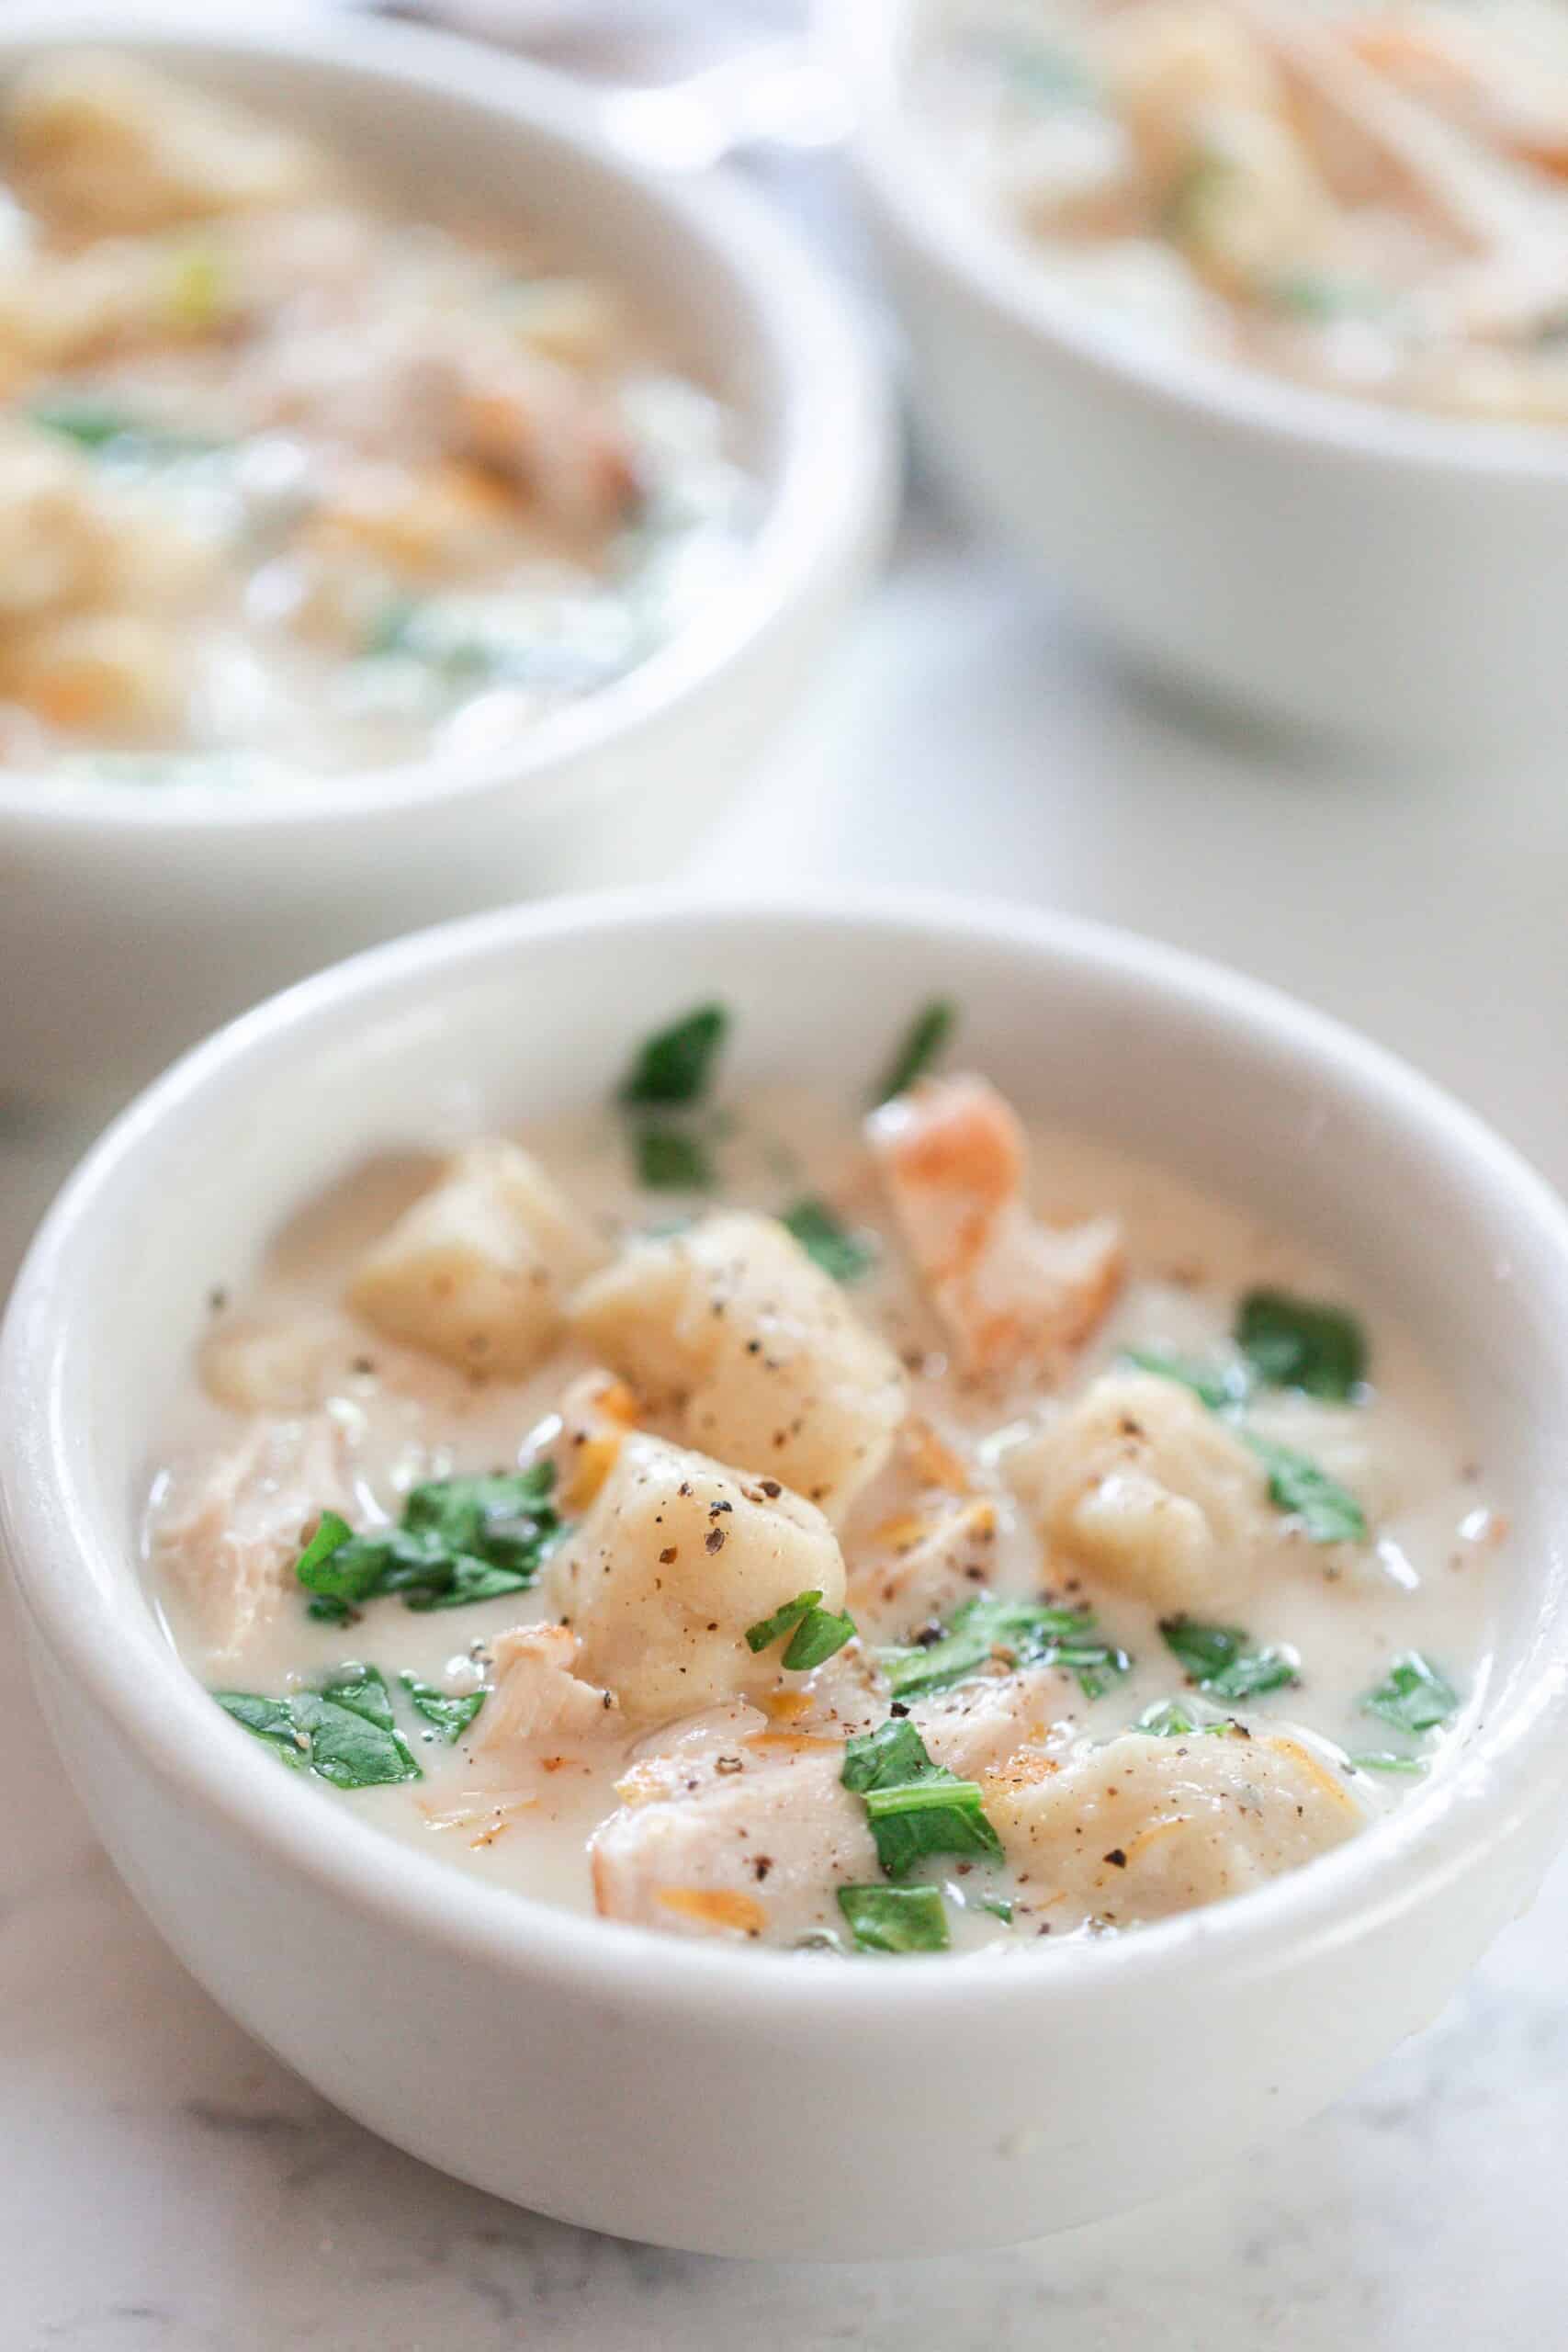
[0,15,889,1094]
[839,0,1568,743]
[4,891,1566,2256]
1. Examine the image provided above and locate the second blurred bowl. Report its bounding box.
[0,10,891,1101]
[839,0,1568,750]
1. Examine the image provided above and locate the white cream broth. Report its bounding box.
[145,1077,1499,1957]
[922,0,1568,426]
[0,52,747,784]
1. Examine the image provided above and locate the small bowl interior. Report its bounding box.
[25,897,1568,1918]
[0,18,774,458]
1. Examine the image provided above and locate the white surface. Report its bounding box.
[3,486,1567,2335]
[842,0,1568,748]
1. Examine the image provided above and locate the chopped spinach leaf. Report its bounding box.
[619,1003,728,1106]
[1244,1432,1367,1544]
[1159,1616,1299,1702]
[215,1665,420,1789]
[782,1605,856,1671]
[840,1715,933,1793]
[836,1883,951,1954]
[872,999,956,1104]
[1122,1348,1251,1409]
[841,1719,1002,1878]
[744,1588,856,1672]
[862,1776,1001,1878]
[782,1197,876,1284]
[1360,1652,1460,1736]
[295,1510,354,1583]
[400,1673,486,1743]
[1236,1289,1367,1399]
[882,1593,1131,1704]
[1349,1750,1427,1777]
[295,1464,563,1616]
[214,1690,309,1768]
[635,1125,714,1192]
[746,1589,822,1654]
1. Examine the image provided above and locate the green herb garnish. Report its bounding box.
[217,1665,421,1790]
[840,1718,1002,1878]
[28,393,220,461]
[636,1125,715,1192]
[872,999,956,1104]
[882,1593,1131,1705]
[1243,1433,1367,1544]
[1122,1348,1251,1410]
[836,1883,951,1954]
[1349,1751,1427,1776]
[213,1690,308,1769]
[976,1893,1014,1923]
[1360,1652,1460,1736]
[29,394,135,449]
[295,1465,563,1617]
[1236,1289,1367,1400]
[745,1589,856,1672]
[1135,1696,1243,1737]
[619,1003,728,1106]
[400,1673,486,1743]
[1159,1616,1299,1701]
[782,1197,875,1284]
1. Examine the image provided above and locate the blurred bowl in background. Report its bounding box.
[0,9,892,1102]
[837,0,1568,750]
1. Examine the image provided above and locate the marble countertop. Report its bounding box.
[6,28,1568,2338]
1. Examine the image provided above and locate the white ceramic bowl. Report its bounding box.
[838,0,1568,748]
[6,891,1568,2258]
[0,11,890,1102]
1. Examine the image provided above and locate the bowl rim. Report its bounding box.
[0,7,889,839]
[6,886,1568,2026]
[835,0,1568,489]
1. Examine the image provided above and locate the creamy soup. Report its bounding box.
[0,51,746,784]
[923,0,1568,423]
[146,1002,1499,1956]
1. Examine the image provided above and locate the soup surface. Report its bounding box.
[923,0,1568,423]
[0,51,746,784]
[147,1002,1498,1956]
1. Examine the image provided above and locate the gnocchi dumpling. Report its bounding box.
[1007,1370,1271,1614]
[988,1729,1362,1925]
[569,1210,907,1521]
[347,1139,606,1380]
[553,1430,848,1726]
